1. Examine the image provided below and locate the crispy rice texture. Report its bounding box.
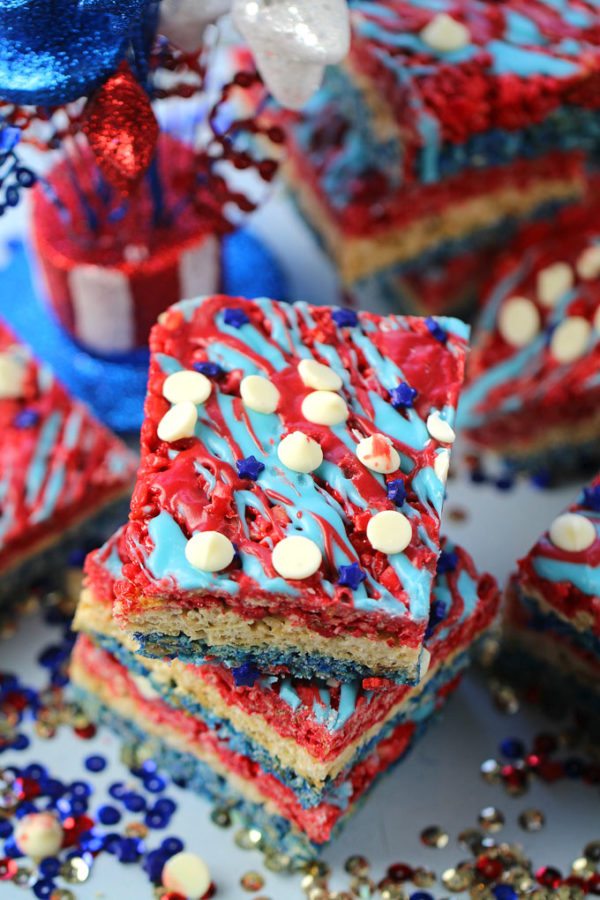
[117,599,421,675]
[475,409,600,460]
[503,626,600,695]
[69,656,313,837]
[75,589,434,785]
[286,161,581,285]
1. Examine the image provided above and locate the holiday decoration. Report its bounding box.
[232,0,351,109]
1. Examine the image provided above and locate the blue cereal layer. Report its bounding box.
[133,631,427,685]
[92,630,467,808]
[73,684,439,859]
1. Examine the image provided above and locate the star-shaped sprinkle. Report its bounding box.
[386,479,406,506]
[437,549,458,574]
[236,455,265,481]
[425,598,448,638]
[194,361,224,378]
[12,409,39,428]
[390,383,417,409]
[582,485,600,512]
[223,308,249,329]
[425,317,447,343]
[331,308,358,327]
[338,562,367,590]
[232,662,261,687]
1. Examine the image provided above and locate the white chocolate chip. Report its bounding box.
[302,390,349,426]
[434,449,450,483]
[14,812,63,860]
[426,412,456,444]
[498,297,541,348]
[162,852,211,900]
[420,13,470,52]
[240,374,280,414]
[549,512,596,553]
[0,351,25,399]
[272,535,322,579]
[163,370,211,405]
[356,433,400,474]
[298,358,343,392]
[419,648,431,680]
[537,262,574,308]
[157,400,198,442]
[366,510,412,554]
[550,316,591,364]
[277,431,323,473]
[185,531,235,572]
[576,244,600,280]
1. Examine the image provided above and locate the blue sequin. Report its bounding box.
[97,804,121,825]
[84,754,107,773]
[154,799,177,817]
[223,308,250,329]
[143,774,167,794]
[122,792,146,812]
[115,836,144,863]
[499,737,525,759]
[33,880,55,899]
[493,887,518,900]
[236,455,265,481]
[39,858,61,878]
[161,835,183,854]
[331,308,358,327]
[338,562,367,590]
[389,383,417,409]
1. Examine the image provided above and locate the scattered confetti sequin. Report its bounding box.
[241,870,265,891]
[442,863,474,892]
[344,855,369,876]
[479,807,505,833]
[518,809,546,832]
[420,825,449,848]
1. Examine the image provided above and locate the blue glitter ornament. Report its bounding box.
[331,308,358,327]
[0,0,153,106]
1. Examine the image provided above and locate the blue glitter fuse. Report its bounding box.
[194,361,224,378]
[223,308,250,328]
[13,408,39,428]
[437,550,458,574]
[390,383,417,409]
[236,455,265,481]
[386,479,406,506]
[337,563,367,590]
[499,737,525,759]
[232,662,261,687]
[425,317,447,343]
[84,754,107,773]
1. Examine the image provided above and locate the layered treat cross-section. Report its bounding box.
[279,0,600,308]
[72,528,499,856]
[504,477,600,738]
[113,295,469,683]
[460,199,600,478]
[0,322,136,605]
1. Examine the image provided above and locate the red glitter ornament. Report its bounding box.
[82,65,159,193]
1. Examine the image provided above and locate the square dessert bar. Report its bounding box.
[503,477,600,739]
[279,0,600,307]
[459,197,600,479]
[0,322,136,606]
[72,529,499,857]
[115,294,469,683]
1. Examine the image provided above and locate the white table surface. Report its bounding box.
[0,190,598,899]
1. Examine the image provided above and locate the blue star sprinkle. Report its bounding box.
[236,455,265,481]
[582,484,600,511]
[437,549,458,574]
[338,562,367,590]
[232,662,261,687]
[193,361,224,378]
[331,308,358,327]
[425,317,447,343]
[386,479,406,506]
[425,599,448,638]
[390,383,417,409]
[223,308,250,328]
[13,409,39,428]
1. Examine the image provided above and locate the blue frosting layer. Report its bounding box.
[516,591,600,660]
